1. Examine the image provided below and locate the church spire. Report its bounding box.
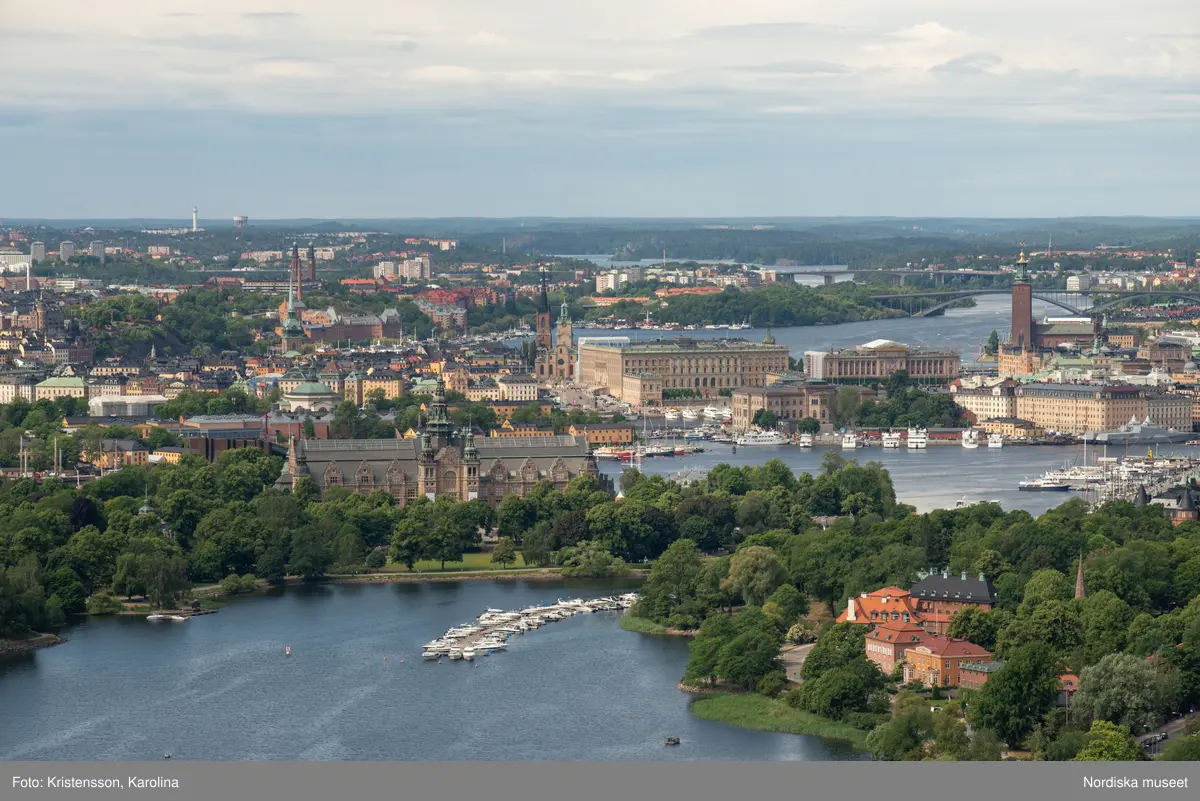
[1074,552,1086,600]
[1014,243,1030,282]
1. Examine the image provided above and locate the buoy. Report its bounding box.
[437,659,442,664]
[399,660,404,664]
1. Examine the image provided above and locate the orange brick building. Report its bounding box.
[865,619,932,675]
[904,636,993,688]
[909,570,998,635]
[836,587,923,627]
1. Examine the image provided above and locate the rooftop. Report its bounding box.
[580,337,787,354]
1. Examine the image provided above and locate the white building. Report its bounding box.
[59,241,76,261]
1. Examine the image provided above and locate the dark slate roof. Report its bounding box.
[910,570,997,605]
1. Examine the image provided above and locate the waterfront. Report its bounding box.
[574,293,1048,368]
[0,580,863,762]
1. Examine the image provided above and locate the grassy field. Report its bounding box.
[385,551,531,573]
[689,694,869,749]
[619,615,669,635]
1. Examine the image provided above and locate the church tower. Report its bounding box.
[463,427,480,501]
[556,298,573,348]
[290,242,303,304]
[1011,244,1033,351]
[306,243,317,281]
[536,268,552,353]
[423,376,455,451]
[1074,552,1086,600]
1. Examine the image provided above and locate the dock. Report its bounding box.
[422,594,638,661]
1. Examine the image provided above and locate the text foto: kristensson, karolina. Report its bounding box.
[13,776,180,790]
[1083,776,1189,789]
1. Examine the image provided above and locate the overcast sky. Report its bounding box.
[1,1,1197,219]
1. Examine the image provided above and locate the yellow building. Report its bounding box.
[34,376,87,400]
[979,417,1044,438]
[1014,383,1146,435]
[578,336,788,402]
[87,439,149,469]
[730,383,837,431]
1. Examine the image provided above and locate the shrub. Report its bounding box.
[365,549,387,569]
[757,671,789,698]
[86,591,125,615]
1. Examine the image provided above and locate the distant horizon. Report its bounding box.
[6,215,1200,226]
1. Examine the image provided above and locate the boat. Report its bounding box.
[735,429,790,446]
[962,430,979,449]
[664,737,681,746]
[168,615,188,622]
[702,406,721,419]
[664,409,680,421]
[462,649,475,660]
[1018,479,1072,491]
[798,433,814,448]
[285,645,291,657]
[146,614,171,621]
[881,431,902,449]
[907,428,928,449]
[841,432,861,449]
[987,433,1003,449]
[681,408,698,420]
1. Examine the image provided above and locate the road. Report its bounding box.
[781,643,816,683]
[1138,710,1198,755]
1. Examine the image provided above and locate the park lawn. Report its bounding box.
[689,693,869,750]
[384,551,531,573]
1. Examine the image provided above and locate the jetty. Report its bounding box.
[422,594,639,661]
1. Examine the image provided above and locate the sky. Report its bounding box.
[1,0,1198,220]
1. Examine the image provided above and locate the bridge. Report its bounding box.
[777,267,1014,285]
[869,289,1200,317]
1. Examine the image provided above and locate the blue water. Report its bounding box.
[0,580,863,761]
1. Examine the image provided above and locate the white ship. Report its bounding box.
[987,433,1003,449]
[841,432,862,449]
[664,409,680,421]
[962,429,979,449]
[735,429,790,446]
[907,428,928,449]
[881,431,902,449]
[798,433,814,448]
[681,408,699,420]
[702,406,722,419]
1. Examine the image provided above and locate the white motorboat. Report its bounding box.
[702,406,721,419]
[798,433,814,448]
[681,408,698,420]
[962,430,979,449]
[987,433,1003,449]
[907,428,928,449]
[146,614,171,621]
[841,432,861,449]
[462,649,475,660]
[168,615,188,622]
[735,429,790,446]
[448,648,463,660]
[882,431,902,449]
[664,409,680,421]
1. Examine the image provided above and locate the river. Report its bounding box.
[0,580,863,761]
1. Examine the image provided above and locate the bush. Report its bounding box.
[843,711,889,731]
[365,549,387,569]
[86,591,124,615]
[783,688,804,709]
[219,573,258,596]
[757,670,789,698]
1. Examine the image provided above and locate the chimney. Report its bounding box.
[942,568,949,579]
[961,571,967,581]
[978,572,985,581]
[846,598,856,622]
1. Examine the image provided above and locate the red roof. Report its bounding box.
[915,635,992,659]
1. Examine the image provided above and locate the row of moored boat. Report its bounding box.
[422,594,639,662]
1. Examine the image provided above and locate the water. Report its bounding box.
[601,442,1095,517]
[0,580,862,762]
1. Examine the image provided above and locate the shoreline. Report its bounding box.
[0,633,65,660]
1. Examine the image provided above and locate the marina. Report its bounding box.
[422,594,640,661]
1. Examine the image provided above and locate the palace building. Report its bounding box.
[803,339,960,384]
[274,379,601,506]
[577,335,789,404]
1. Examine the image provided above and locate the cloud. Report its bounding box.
[932,53,1004,74]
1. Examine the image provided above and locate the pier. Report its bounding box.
[422,594,638,661]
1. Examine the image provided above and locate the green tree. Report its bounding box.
[722,545,786,607]
[803,623,868,681]
[968,643,1060,747]
[491,537,518,569]
[1072,721,1143,761]
[715,629,784,691]
[288,526,331,580]
[752,409,778,429]
[141,552,191,610]
[833,386,860,427]
[796,417,821,435]
[1074,652,1179,735]
[985,330,1000,356]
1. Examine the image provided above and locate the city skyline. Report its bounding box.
[1,1,1198,218]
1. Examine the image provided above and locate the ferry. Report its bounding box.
[735,429,790,446]
[1018,478,1072,491]
[987,433,1003,449]
[841,432,862,449]
[907,428,928,449]
[798,433,814,448]
[962,429,980,449]
[881,431,902,449]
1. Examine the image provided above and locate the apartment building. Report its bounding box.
[1014,383,1147,435]
[729,382,836,431]
[948,379,1020,423]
